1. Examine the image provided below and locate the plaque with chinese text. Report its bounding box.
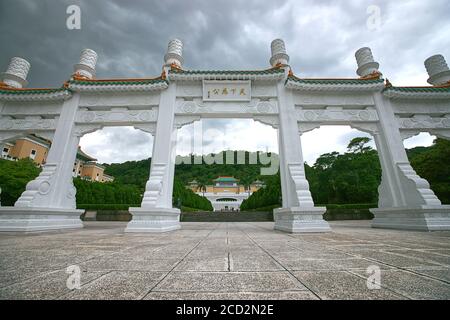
[203,80,251,101]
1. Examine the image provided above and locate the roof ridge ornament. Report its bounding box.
[0,57,31,88]
[425,54,450,86]
[355,47,381,78]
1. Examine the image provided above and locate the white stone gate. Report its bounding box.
[0,39,449,233]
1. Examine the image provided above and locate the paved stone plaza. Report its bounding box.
[0,221,449,300]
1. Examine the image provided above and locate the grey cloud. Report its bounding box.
[1,1,445,163]
[1,0,449,87]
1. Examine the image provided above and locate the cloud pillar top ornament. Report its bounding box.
[164,39,184,68]
[355,47,380,77]
[270,39,290,67]
[1,57,31,88]
[425,54,450,86]
[73,48,98,79]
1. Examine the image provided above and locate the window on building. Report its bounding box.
[30,149,37,160]
[2,147,9,157]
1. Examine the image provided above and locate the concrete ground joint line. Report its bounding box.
[331,246,450,286]
[345,269,412,300]
[54,270,113,300]
[234,222,323,300]
[140,227,217,300]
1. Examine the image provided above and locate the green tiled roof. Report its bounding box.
[383,85,450,93]
[0,87,67,95]
[287,76,384,85]
[170,68,285,76]
[76,147,97,162]
[68,78,168,86]
[214,177,239,182]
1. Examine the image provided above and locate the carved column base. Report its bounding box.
[0,207,84,233]
[371,206,450,231]
[274,207,331,233]
[125,207,181,233]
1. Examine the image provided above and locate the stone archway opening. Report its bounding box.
[75,126,153,211]
[175,118,280,214]
[301,125,381,218]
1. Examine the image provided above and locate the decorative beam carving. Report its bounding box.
[296,106,378,123]
[75,108,158,124]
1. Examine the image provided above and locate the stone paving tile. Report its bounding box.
[350,250,442,268]
[174,257,229,272]
[0,270,107,300]
[78,257,180,272]
[404,268,450,283]
[277,257,391,271]
[351,269,450,300]
[1,221,450,300]
[230,253,285,271]
[153,271,308,292]
[0,267,64,288]
[292,271,406,300]
[383,249,450,266]
[61,271,166,300]
[144,291,319,300]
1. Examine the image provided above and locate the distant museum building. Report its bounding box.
[188,176,264,211]
[1,135,114,183]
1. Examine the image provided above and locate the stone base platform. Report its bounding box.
[274,207,331,233]
[125,207,181,233]
[0,207,84,232]
[371,205,450,231]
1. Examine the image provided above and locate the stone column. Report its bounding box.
[0,93,84,232]
[0,49,99,232]
[125,40,182,233]
[371,92,450,231]
[352,47,450,231]
[272,39,330,233]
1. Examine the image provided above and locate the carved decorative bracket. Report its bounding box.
[76,108,158,124]
[173,115,201,128]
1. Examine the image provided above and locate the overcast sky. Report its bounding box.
[1,0,448,164]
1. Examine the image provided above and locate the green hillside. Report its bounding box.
[1,138,448,210]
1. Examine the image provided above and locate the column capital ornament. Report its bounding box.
[270,39,290,67]
[355,47,380,78]
[73,49,98,80]
[164,39,184,68]
[1,57,31,88]
[425,54,450,86]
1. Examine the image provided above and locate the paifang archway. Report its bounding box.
[0,39,449,233]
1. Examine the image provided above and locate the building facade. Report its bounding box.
[1,134,50,165]
[188,177,264,211]
[2,135,114,183]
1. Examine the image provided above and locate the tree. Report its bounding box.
[0,158,41,206]
[347,137,372,153]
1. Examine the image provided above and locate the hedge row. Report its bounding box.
[77,204,139,210]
